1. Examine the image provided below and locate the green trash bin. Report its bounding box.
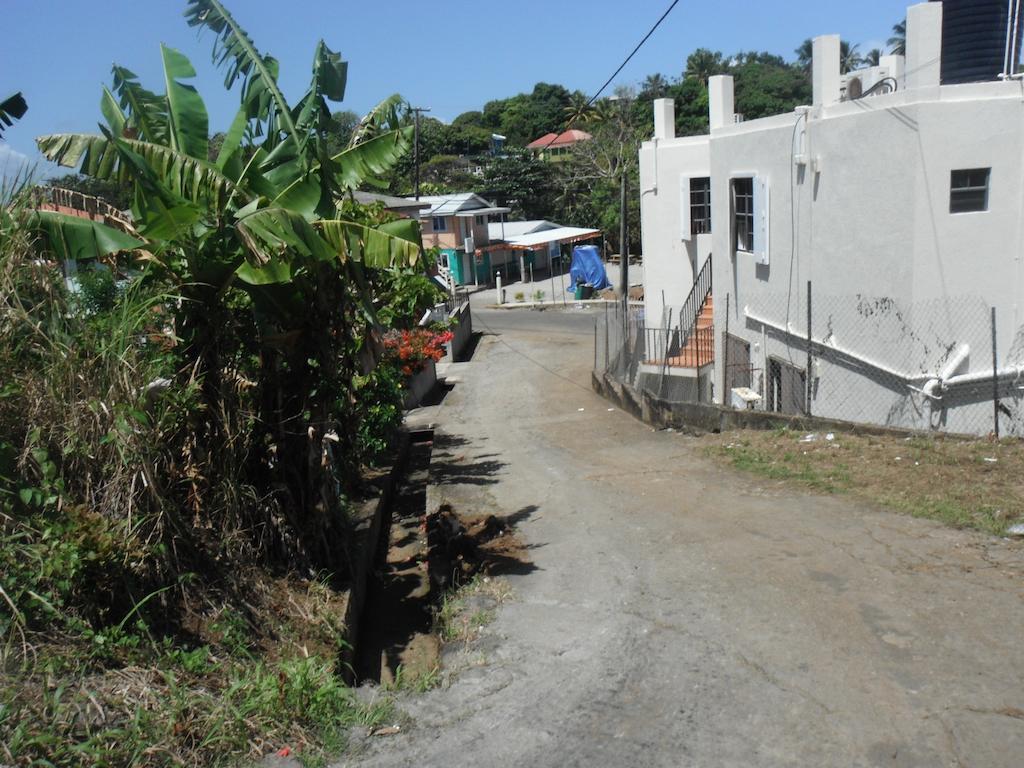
[574,284,585,300]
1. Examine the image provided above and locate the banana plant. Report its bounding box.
[32,0,425,569]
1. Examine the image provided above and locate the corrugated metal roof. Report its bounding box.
[487,220,557,240]
[353,191,430,211]
[494,226,601,250]
[413,192,500,217]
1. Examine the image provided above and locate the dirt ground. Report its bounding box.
[338,305,1024,768]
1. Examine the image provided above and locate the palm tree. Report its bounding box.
[563,91,595,125]
[642,73,669,99]
[795,39,814,72]
[888,19,906,56]
[684,49,725,85]
[840,41,864,74]
[865,48,882,67]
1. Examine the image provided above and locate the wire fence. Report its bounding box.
[594,301,714,405]
[596,285,1024,438]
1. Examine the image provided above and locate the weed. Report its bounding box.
[514,291,525,302]
[532,290,545,302]
[710,429,1023,534]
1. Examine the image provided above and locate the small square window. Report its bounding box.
[475,215,485,225]
[950,168,990,214]
[432,216,448,232]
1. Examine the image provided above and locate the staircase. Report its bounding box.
[646,256,714,371]
[665,292,714,368]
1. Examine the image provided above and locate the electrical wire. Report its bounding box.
[532,0,683,157]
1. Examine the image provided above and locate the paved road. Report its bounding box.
[341,307,1024,768]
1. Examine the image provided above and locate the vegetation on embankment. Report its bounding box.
[0,1,450,763]
[707,428,1024,535]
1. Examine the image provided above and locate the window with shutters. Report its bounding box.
[949,168,990,214]
[690,177,712,235]
[732,177,754,253]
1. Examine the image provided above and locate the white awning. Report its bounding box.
[495,226,601,250]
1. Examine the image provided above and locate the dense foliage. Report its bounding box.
[0,3,451,764]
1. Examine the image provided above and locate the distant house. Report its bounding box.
[485,220,601,282]
[526,129,592,160]
[352,191,430,219]
[415,193,511,285]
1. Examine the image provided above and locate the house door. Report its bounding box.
[768,358,806,415]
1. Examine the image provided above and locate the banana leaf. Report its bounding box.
[27,210,145,262]
[160,44,209,161]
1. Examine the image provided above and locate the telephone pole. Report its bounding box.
[410,106,431,200]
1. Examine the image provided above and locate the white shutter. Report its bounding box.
[679,175,692,241]
[753,176,770,265]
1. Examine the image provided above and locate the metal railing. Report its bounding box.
[675,254,712,354]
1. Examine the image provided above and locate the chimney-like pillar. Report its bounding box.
[653,97,675,140]
[813,34,841,105]
[709,75,734,131]
[906,1,942,90]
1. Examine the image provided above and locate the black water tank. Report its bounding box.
[938,0,1023,84]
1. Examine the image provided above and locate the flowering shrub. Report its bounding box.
[382,328,454,376]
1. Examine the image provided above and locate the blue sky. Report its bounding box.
[1,0,909,177]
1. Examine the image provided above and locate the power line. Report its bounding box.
[536,0,683,156]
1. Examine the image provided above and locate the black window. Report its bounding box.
[432,216,447,232]
[690,177,712,235]
[950,168,990,213]
[732,177,754,252]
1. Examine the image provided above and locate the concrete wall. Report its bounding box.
[639,134,711,326]
[446,301,473,362]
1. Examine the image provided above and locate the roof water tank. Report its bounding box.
[938,0,1023,84]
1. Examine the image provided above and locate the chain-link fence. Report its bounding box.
[594,301,714,405]
[596,286,1024,437]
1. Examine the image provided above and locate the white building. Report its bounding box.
[638,0,1024,435]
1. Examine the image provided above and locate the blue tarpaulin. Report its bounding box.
[566,245,610,293]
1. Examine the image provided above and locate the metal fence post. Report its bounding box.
[598,303,606,370]
[723,293,731,403]
[806,281,813,417]
[992,306,1000,438]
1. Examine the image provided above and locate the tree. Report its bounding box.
[36,0,423,572]
[795,39,814,72]
[325,109,360,155]
[477,149,555,220]
[46,173,132,210]
[840,41,864,74]
[641,73,669,99]
[888,18,906,56]
[865,48,883,67]
[795,38,863,74]
[684,49,726,85]
[732,55,811,121]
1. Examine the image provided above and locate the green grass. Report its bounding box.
[708,428,1024,535]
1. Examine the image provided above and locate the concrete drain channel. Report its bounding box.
[355,429,438,686]
[354,427,532,690]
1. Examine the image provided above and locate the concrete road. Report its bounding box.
[342,307,1024,768]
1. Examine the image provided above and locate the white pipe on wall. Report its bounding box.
[746,306,1024,401]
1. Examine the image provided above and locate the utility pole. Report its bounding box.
[619,167,628,307]
[410,106,431,200]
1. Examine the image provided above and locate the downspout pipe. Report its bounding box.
[747,306,1024,401]
[745,306,936,384]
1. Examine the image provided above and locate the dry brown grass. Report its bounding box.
[705,427,1024,535]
